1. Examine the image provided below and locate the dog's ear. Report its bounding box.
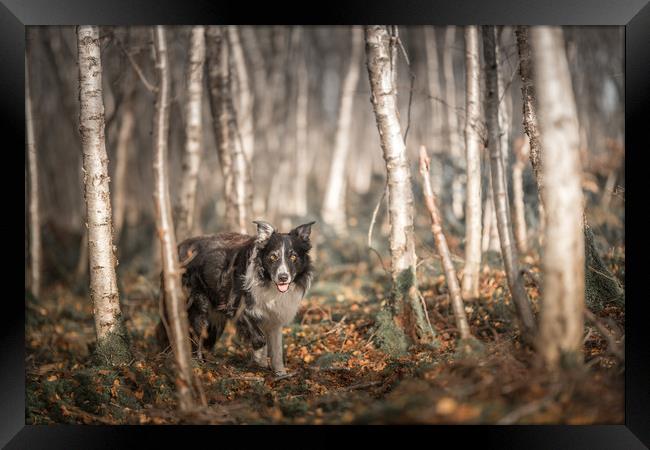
[290,221,316,241]
[252,220,275,245]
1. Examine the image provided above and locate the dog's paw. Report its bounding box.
[272,370,295,380]
[251,357,269,369]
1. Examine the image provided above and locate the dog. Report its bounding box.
[156,220,315,377]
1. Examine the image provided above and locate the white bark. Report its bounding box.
[424,26,443,147]
[175,26,206,241]
[443,26,462,159]
[512,136,529,254]
[152,26,197,411]
[365,25,435,345]
[26,44,41,299]
[461,26,482,300]
[483,26,536,338]
[293,28,310,217]
[321,26,363,234]
[228,26,254,162]
[77,25,131,364]
[531,26,585,368]
[112,101,134,242]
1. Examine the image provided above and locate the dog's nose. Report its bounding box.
[278,273,289,283]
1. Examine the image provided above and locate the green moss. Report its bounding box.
[280,397,309,418]
[314,352,350,368]
[584,225,624,312]
[373,309,409,356]
[93,324,133,366]
[453,337,486,359]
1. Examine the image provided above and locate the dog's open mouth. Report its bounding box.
[275,282,290,293]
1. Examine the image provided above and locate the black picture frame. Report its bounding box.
[7,0,648,447]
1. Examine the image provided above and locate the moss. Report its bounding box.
[280,397,309,418]
[373,309,409,356]
[454,337,486,359]
[72,368,114,414]
[314,352,350,368]
[584,225,624,312]
[93,323,133,366]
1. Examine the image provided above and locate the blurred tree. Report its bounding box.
[531,26,585,369]
[483,25,536,339]
[175,26,206,241]
[461,25,482,301]
[321,26,363,235]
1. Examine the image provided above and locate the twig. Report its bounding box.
[304,315,348,346]
[584,309,624,361]
[497,385,560,425]
[367,183,389,274]
[115,37,158,93]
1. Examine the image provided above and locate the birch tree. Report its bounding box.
[321,26,363,234]
[175,26,206,241]
[516,26,624,311]
[76,25,131,365]
[293,27,310,217]
[26,35,41,300]
[531,26,584,368]
[112,83,135,242]
[152,26,199,411]
[461,25,482,300]
[228,26,254,162]
[482,25,536,339]
[512,136,529,254]
[365,25,436,353]
[419,146,471,341]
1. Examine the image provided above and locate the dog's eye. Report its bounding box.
[290,254,297,262]
[269,254,278,262]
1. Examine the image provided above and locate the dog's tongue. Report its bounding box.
[276,283,290,293]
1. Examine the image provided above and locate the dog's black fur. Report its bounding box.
[156,221,315,361]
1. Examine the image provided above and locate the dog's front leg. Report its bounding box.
[267,327,286,376]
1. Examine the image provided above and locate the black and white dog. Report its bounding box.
[157,220,315,377]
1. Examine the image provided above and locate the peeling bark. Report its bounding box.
[365,25,436,350]
[76,25,131,365]
[152,26,198,411]
[483,26,536,339]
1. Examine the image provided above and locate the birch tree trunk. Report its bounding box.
[516,26,624,311]
[512,136,529,254]
[482,25,536,339]
[515,26,544,207]
[424,26,443,148]
[365,25,436,352]
[206,26,240,232]
[228,26,254,163]
[321,26,363,234]
[419,146,471,341]
[76,25,131,365]
[531,26,584,368]
[112,94,134,242]
[175,26,206,241]
[461,25,482,300]
[152,26,198,411]
[293,28,310,217]
[26,39,41,299]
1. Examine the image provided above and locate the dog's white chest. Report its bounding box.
[250,284,304,328]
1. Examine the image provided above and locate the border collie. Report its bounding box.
[157,220,315,377]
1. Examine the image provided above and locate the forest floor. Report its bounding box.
[26,236,625,425]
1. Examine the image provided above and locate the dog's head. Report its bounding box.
[252,220,315,293]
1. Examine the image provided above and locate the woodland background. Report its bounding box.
[25,25,625,424]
